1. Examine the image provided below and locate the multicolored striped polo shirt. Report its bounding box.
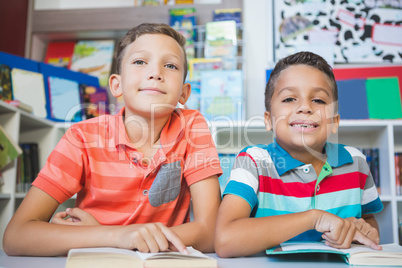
[223,140,383,241]
[33,107,222,226]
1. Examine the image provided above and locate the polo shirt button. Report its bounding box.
[133,158,138,163]
[303,167,310,173]
[317,185,320,192]
[143,189,148,196]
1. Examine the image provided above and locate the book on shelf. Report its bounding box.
[366,77,402,119]
[188,58,223,81]
[395,152,402,196]
[17,143,39,193]
[266,242,402,266]
[175,0,194,4]
[80,84,109,120]
[70,40,115,87]
[65,246,217,268]
[169,8,197,61]
[185,81,200,110]
[10,68,48,118]
[4,100,33,113]
[212,8,242,24]
[44,41,76,69]
[205,20,238,70]
[200,70,243,122]
[361,148,380,194]
[336,79,369,120]
[48,76,82,122]
[0,125,22,170]
[0,63,13,101]
[39,62,100,122]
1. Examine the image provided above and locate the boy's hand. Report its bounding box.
[115,222,188,254]
[346,217,380,244]
[314,210,381,250]
[51,208,100,226]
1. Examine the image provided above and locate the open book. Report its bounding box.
[65,246,217,268]
[266,242,402,266]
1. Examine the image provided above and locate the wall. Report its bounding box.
[0,0,29,57]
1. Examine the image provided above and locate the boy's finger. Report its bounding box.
[161,227,188,254]
[354,231,382,250]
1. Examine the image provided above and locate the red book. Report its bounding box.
[44,41,76,69]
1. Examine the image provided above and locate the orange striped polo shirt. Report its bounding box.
[33,108,222,226]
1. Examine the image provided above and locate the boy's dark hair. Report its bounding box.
[116,23,188,81]
[264,51,338,112]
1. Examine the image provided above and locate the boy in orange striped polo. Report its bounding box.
[3,23,222,256]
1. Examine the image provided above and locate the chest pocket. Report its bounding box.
[148,161,182,207]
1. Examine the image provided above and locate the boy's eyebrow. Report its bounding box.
[276,87,331,97]
[129,50,183,63]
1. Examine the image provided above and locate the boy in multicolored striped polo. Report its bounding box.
[214,51,383,258]
[4,23,222,256]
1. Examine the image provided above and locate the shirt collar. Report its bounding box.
[115,107,185,154]
[267,139,353,176]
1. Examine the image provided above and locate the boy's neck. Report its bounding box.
[123,112,171,155]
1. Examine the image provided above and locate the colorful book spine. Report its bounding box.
[169,8,197,61]
[0,64,13,101]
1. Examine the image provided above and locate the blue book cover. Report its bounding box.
[39,63,99,122]
[48,76,82,122]
[200,70,243,122]
[185,81,200,110]
[336,79,369,120]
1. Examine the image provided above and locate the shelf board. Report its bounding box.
[0,193,12,199]
[31,0,242,35]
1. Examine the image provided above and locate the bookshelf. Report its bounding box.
[26,0,243,62]
[1,100,402,248]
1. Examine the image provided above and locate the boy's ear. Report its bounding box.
[109,74,122,97]
[178,82,191,105]
[264,111,273,132]
[331,113,340,134]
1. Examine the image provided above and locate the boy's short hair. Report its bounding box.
[264,51,338,112]
[116,23,188,81]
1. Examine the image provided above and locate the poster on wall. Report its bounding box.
[273,0,402,64]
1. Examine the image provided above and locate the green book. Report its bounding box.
[266,242,402,266]
[366,77,402,119]
[0,125,22,170]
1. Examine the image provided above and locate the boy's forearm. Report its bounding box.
[4,221,119,256]
[215,210,319,257]
[170,220,215,253]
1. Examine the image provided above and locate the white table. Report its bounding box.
[0,250,363,268]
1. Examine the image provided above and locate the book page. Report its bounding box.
[136,247,210,260]
[66,247,143,268]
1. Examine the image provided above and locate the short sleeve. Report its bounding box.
[32,126,86,203]
[223,149,259,210]
[182,111,222,186]
[361,171,383,214]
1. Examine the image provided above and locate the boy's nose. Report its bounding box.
[147,67,163,81]
[296,100,313,114]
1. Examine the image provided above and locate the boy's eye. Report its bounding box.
[282,97,295,103]
[133,60,146,65]
[313,99,326,104]
[165,63,178,70]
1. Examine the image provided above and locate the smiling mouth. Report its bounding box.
[140,88,165,94]
[290,123,318,128]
